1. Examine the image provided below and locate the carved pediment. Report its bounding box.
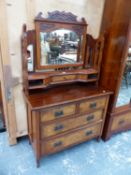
[35,11,85,23]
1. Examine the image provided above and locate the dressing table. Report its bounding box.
[21,11,112,167]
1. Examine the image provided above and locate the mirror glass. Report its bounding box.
[116,44,131,106]
[40,29,82,65]
[27,44,34,72]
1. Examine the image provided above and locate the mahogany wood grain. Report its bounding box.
[28,69,93,78]
[25,85,111,166]
[35,11,87,70]
[100,0,131,107]
[24,84,112,110]
[22,11,112,167]
[28,69,98,90]
[27,104,33,143]
[28,69,98,80]
[100,0,131,140]
[113,104,131,115]
[21,12,104,93]
[85,34,104,72]
[32,111,41,167]
[21,26,36,95]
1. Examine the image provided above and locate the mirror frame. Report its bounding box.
[35,11,87,70]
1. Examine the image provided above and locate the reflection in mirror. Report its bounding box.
[116,44,131,106]
[27,44,34,72]
[40,29,81,65]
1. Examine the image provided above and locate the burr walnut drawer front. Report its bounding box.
[42,123,101,155]
[111,112,131,131]
[79,97,107,113]
[41,110,103,138]
[41,104,76,122]
[52,75,76,82]
[77,74,88,80]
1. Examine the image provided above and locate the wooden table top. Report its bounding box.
[24,84,112,110]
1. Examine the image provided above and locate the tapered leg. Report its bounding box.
[28,138,31,145]
[36,159,40,168]
[97,136,101,142]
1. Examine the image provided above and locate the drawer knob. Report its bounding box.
[55,110,64,117]
[86,115,94,121]
[54,124,64,131]
[119,120,125,125]
[85,130,93,136]
[54,141,63,147]
[90,102,97,109]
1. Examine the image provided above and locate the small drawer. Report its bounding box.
[42,123,101,154]
[41,110,103,138]
[41,104,76,122]
[79,97,107,113]
[111,112,131,131]
[52,75,76,82]
[77,75,87,80]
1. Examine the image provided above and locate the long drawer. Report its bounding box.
[79,97,107,113]
[41,104,76,122]
[41,110,103,138]
[42,123,102,155]
[111,112,131,131]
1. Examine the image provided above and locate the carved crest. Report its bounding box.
[35,11,85,23]
[48,11,77,22]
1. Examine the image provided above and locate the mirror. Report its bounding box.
[27,44,34,72]
[116,44,131,106]
[40,29,82,65]
[35,11,87,69]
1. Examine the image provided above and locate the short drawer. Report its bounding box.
[52,75,76,82]
[111,112,131,131]
[42,123,101,154]
[41,110,103,138]
[79,97,107,113]
[77,74,87,80]
[41,104,76,122]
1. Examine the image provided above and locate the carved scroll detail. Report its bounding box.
[48,11,77,22]
[35,11,85,23]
